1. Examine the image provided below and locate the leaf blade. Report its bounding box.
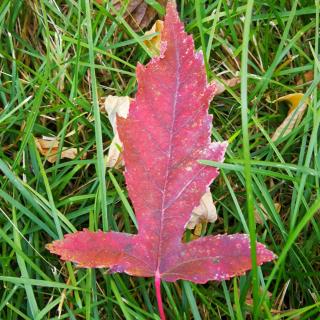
[48,3,275,287]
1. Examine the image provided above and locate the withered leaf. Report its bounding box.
[104,95,130,168]
[111,0,167,30]
[272,93,309,141]
[186,191,217,229]
[214,77,240,95]
[143,20,164,56]
[35,137,83,163]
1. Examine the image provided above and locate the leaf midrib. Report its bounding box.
[156,28,181,277]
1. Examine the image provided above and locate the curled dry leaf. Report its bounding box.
[244,287,272,310]
[186,191,217,229]
[35,137,83,163]
[296,70,320,88]
[104,95,130,168]
[254,202,281,225]
[143,20,164,56]
[214,77,240,95]
[272,93,309,141]
[111,0,167,30]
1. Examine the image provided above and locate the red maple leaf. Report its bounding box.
[47,3,276,318]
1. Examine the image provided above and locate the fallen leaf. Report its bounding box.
[272,93,309,141]
[104,95,130,168]
[296,70,320,88]
[186,191,217,229]
[193,223,203,238]
[214,77,240,95]
[244,286,293,316]
[48,1,275,280]
[35,137,82,163]
[244,287,272,308]
[111,0,167,30]
[254,202,281,225]
[47,4,276,318]
[143,20,164,56]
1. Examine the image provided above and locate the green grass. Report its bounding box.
[0,0,319,319]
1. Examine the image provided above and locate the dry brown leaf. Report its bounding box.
[272,93,309,141]
[111,0,167,30]
[143,20,163,56]
[255,202,281,225]
[104,95,130,168]
[186,191,217,229]
[35,137,82,163]
[214,77,240,95]
[296,70,320,88]
[244,287,272,310]
[193,223,203,237]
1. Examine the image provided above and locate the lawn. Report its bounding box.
[0,0,319,319]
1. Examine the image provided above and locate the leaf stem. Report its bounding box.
[155,273,166,320]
